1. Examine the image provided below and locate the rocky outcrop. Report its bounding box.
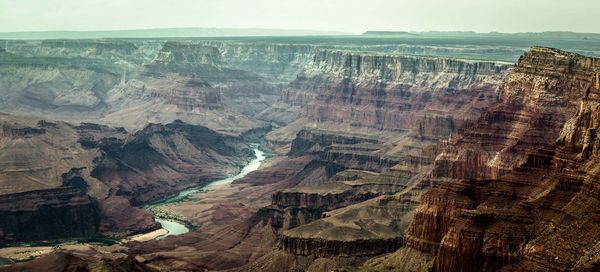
[289,129,397,172]
[103,41,273,132]
[0,124,45,138]
[200,41,316,84]
[0,187,98,244]
[0,54,120,114]
[144,42,223,75]
[254,159,345,229]
[0,250,158,272]
[261,162,398,231]
[271,188,379,211]
[0,114,254,242]
[290,129,380,155]
[91,120,254,205]
[404,47,600,271]
[283,50,509,131]
[278,194,418,257]
[280,236,404,257]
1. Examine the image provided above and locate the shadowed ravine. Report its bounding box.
[2,32,600,271]
[148,144,266,239]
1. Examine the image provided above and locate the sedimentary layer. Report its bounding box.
[404,47,600,271]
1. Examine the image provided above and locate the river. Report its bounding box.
[149,145,266,240]
[0,146,266,261]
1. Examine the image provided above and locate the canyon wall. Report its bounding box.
[0,187,98,244]
[0,114,254,243]
[0,53,120,118]
[200,41,316,84]
[269,50,511,211]
[103,41,272,133]
[4,36,600,271]
[91,120,254,205]
[283,50,509,131]
[403,47,600,271]
[242,51,511,270]
[242,47,600,272]
[0,40,310,133]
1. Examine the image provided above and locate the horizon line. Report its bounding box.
[1,27,599,35]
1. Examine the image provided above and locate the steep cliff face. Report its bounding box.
[104,41,273,133]
[0,114,254,242]
[283,50,509,132]
[0,54,120,116]
[201,41,316,84]
[244,52,511,267]
[144,42,223,75]
[0,187,98,243]
[91,120,253,205]
[5,39,160,68]
[404,47,600,271]
[242,47,600,272]
[290,129,381,155]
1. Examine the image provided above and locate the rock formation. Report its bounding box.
[0,114,254,243]
[0,188,98,244]
[237,47,600,272]
[282,50,508,131]
[209,50,510,271]
[3,34,600,272]
[91,120,254,205]
[386,47,600,271]
[0,250,157,272]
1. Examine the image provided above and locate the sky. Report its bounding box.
[0,0,598,34]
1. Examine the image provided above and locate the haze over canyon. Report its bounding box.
[1,5,600,271]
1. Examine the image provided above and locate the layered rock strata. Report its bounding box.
[0,187,98,244]
[250,51,511,266]
[282,50,509,132]
[0,114,254,242]
[242,47,600,272]
[91,120,253,205]
[403,47,600,271]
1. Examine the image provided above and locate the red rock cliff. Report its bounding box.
[284,50,510,132]
[406,47,600,271]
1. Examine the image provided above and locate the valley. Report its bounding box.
[0,31,600,271]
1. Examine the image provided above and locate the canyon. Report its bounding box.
[1,32,600,271]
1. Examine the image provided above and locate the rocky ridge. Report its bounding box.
[231,51,512,270]
[396,47,600,271]
[240,47,600,272]
[3,38,600,272]
[0,114,254,243]
[0,187,98,244]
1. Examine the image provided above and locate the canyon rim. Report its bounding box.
[1,1,600,271]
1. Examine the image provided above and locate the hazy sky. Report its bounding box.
[0,0,598,33]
